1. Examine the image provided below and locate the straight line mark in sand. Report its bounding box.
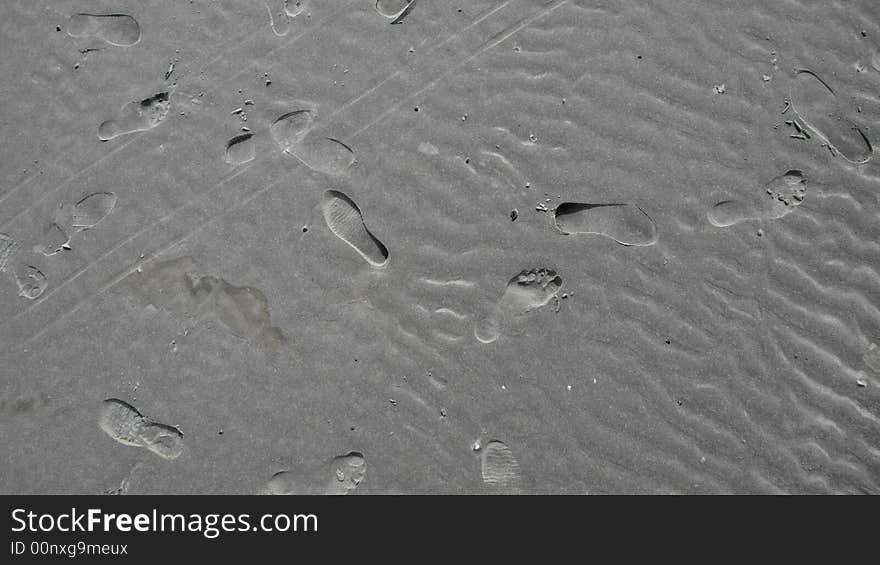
[346,0,569,142]
[99,398,184,460]
[5,2,541,336]
[322,190,389,267]
[6,164,257,343]
[0,1,358,233]
[554,203,658,247]
[475,267,562,344]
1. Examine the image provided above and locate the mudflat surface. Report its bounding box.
[1,0,880,494]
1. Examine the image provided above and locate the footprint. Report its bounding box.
[211,282,287,349]
[71,192,118,230]
[125,257,286,349]
[375,0,417,24]
[789,70,872,164]
[265,0,306,36]
[290,134,356,176]
[0,233,18,272]
[14,265,48,300]
[554,203,658,246]
[474,268,562,344]
[124,257,215,317]
[98,92,170,141]
[67,13,141,46]
[261,471,309,495]
[137,422,185,459]
[325,452,366,495]
[707,170,806,227]
[99,399,147,447]
[224,133,256,166]
[33,223,70,257]
[270,110,314,153]
[98,398,183,460]
[322,190,389,267]
[481,440,522,492]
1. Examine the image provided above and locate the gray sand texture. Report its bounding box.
[2,0,880,494]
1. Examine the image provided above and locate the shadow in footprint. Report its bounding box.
[224,133,256,166]
[707,170,806,227]
[790,70,872,164]
[375,0,417,24]
[270,110,314,152]
[98,92,170,141]
[322,190,389,267]
[554,203,657,246]
[474,268,562,344]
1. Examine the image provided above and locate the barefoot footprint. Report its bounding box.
[67,13,141,46]
[265,0,306,37]
[325,452,366,495]
[707,170,806,227]
[474,268,563,344]
[554,203,657,246]
[261,451,366,495]
[322,190,389,267]
[789,70,872,164]
[14,264,48,300]
[98,398,183,460]
[98,92,170,141]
